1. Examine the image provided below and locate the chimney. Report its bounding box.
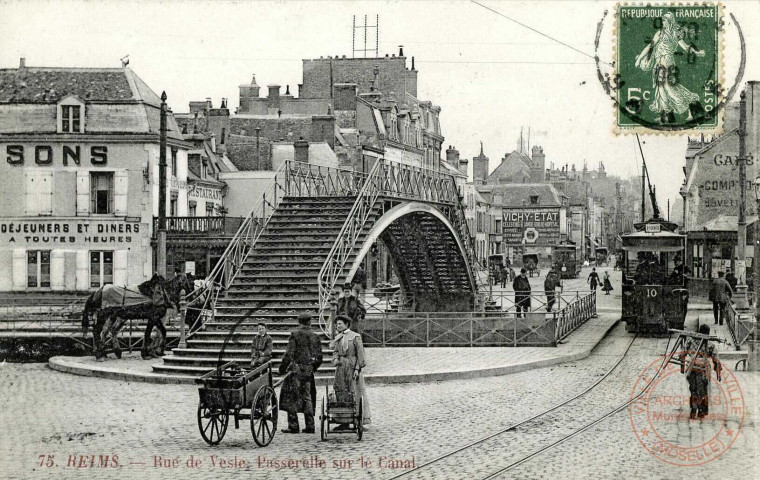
[221,98,227,109]
[399,45,404,57]
[267,84,281,108]
[19,57,26,69]
[459,157,469,176]
[445,145,460,165]
[294,137,309,163]
[411,56,415,70]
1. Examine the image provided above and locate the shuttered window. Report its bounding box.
[25,171,53,215]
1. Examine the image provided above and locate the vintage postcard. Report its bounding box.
[0,1,757,479]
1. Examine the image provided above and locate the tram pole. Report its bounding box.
[736,90,749,310]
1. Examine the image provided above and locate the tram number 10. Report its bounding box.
[646,288,658,298]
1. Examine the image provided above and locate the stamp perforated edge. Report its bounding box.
[611,2,725,136]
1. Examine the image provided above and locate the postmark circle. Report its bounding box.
[628,351,745,467]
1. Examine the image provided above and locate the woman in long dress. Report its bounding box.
[602,271,614,295]
[330,315,371,427]
[635,12,705,118]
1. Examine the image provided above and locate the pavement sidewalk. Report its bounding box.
[49,312,621,386]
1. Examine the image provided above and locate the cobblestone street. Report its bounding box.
[3,313,757,480]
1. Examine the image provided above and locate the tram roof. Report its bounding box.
[621,230,685,253]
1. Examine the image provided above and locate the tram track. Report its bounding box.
[389,330,673,480]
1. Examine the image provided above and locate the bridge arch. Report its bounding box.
[347,202,477,311]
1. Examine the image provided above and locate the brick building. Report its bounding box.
[0,60,191,292]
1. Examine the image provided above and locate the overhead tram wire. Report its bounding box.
[389,333,641,479]
[470,0,613,67]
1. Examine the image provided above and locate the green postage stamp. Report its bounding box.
[615,3,722,134]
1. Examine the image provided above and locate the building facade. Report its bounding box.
[0,61,190,292]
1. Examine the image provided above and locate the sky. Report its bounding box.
[1,0,758,212]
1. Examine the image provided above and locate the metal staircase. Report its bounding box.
[156,159,480,378]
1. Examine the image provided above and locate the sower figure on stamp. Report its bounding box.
[680,324,722,420]
[512,268,531,318]
[251,322,273,368]
[544,267,560,312]
[278,313,323,434]
[330,315,371,431]
[634,11,705,122]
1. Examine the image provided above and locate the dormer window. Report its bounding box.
[530,195,539,205]
[57,96,85,133]
[62,106,81,133]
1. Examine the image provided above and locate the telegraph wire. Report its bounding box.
[470,0,613,66]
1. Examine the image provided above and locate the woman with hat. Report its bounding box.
[330,315,371,430]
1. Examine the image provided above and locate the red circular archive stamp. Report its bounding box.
[628,352,745,467]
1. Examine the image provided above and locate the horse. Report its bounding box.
[81,273,171,360]
[141,272,195,357]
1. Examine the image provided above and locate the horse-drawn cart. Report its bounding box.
[196,361,281,447]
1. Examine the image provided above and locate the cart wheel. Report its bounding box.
[356,399,363,441]
[251,385,278,447]
[320,396,328,442]
[197,402,228,445]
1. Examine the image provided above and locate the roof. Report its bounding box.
[440,160,466,178]
[691,214,758,232]
[0,67,160,105]
[486,151,532,183]
[479,183,562,207]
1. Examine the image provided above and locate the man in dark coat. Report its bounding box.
[680,324,722,419]
[512,268,532,318]
[544,267,560,312]
[499,264,508,288]
[725,269,738,292]
[587,267,600,291]
[351,266,367,302]
[336,283,366,334]
[278,313,323,434]
[711,271,733,326]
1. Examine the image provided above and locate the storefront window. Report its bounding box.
[90,172,114,214]
[692,243,704,278]
[27,250,51,288]
[90,251,113,288]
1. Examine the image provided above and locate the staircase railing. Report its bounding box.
[317,159,385,336]
[184,160,366,335]
[183,161,288,334]
[317,160,483,336]
[449,183,485,296]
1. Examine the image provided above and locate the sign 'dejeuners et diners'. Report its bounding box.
[0,221,140,244]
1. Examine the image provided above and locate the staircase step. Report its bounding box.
[151,363,335,378]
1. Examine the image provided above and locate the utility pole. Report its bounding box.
[255,127,261,170]
[736,90,749,309]
[157,91,168,277]
[641,163,646,222]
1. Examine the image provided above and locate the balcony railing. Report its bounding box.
[153,216,245,237]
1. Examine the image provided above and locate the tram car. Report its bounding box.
[620,218,688,333]
[552,241,580,279]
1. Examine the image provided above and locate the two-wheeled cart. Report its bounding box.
[195,361,283,447]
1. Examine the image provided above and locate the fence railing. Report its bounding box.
[356,289,596,347]
[362,311,557,347]
[154,216,245,236]
[556,290,597,342]
[726,302,755,349]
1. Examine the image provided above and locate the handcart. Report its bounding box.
[319,384,363,441]
[195,361,284,447]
